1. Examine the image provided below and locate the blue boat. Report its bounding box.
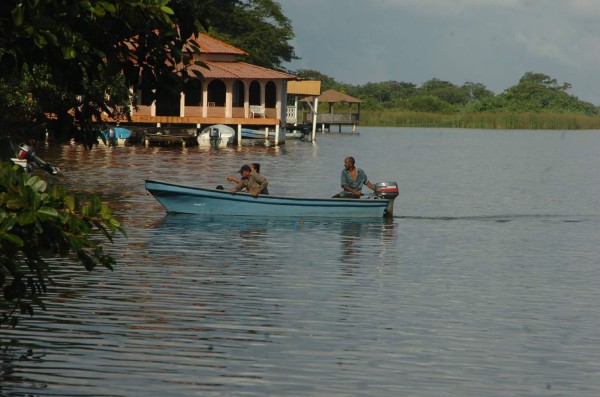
[101,127,132,146]
[241,128,269,139]
[145,180,399,218]
[240,128,304,140]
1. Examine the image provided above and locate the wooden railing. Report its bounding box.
[317,113,360,123]
[286,106,297,123]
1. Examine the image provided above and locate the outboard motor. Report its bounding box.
[107,127,117,147]
[209,127,220,148]
[374,181,399,217]
[17,143,59,175]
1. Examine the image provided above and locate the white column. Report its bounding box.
[244,80,250,118]
[202,82,209,117]
[294,96,299,126]
[311,97,319,142]
[277,81,286,144]
[260,81,265,107]
[225,81,233,118]
[180,92,185,117]
[150,89,156,116]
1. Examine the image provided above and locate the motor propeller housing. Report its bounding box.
[373,181,399,217]
[17,144,59,175]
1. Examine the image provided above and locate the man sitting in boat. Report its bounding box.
[333,156,376,198]
[226,163,261,188]
[230,164,269,197]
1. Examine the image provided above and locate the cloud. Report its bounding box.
[381,0,535,16]
[279,0,600,103]
[569,0,600,17]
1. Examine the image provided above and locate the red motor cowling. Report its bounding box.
[374,182,399,200]
[16,143,59,175]
[17,144,35,160]
[374,181,399,217]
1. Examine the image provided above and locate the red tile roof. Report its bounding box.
[190,61,297,80]
[186,33,248,56]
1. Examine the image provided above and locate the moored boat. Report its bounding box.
[241,128,269,139]
[197,124,236,148]
[101,127,132,146]
[240,128,304,140]
[145,180,399,218]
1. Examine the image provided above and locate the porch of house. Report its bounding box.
[128,103,298,129]
[116,104,295,147]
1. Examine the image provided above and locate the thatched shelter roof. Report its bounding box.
[301,89,362,104]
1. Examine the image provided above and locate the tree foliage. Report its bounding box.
[207,0,297,70]
[0,0,203,144]
[292,69,597,116]
[0,162,125,328]
[294,69,339,91]
[472,72,598,115]
[0,0,297,144]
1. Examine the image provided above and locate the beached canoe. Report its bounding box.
[145,179,399,218]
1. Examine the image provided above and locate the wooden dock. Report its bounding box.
[144,133,198,147]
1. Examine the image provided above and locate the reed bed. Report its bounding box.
[360,111,600,130]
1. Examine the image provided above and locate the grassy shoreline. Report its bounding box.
[360,110,600,130]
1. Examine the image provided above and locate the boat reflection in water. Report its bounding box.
[151,214,398,266]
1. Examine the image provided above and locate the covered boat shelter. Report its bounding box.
[302,89,362,133]
[287,80,322,142]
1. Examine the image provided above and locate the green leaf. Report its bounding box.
[33,33,48,48]
[18,211,36,225]
[78,250,96,271]
[64,195,76,211]
[63,47,77,60]
[160,6,174,15]
[37,206,59,220]
[6,199,23,210]
[0,216,17,232]
[94,4,106,17]
[11,6,24,26]
[26,176,46,192]
[99,1,116,13]
[0,232,24,247]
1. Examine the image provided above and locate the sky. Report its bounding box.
[277,0,600,105]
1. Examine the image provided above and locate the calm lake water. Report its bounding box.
[2,127,600,396]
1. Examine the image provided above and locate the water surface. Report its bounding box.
[2,128,600,396]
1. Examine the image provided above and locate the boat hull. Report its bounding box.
[101,127,132,146]
[145,180,391,217]
[241,129,305,140]
[197,124,235,148]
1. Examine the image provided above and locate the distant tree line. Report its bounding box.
[294,70,599,116]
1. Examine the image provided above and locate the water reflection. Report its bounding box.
[5,129,600,396]
[149,214,399,279]
[339,216,397,264]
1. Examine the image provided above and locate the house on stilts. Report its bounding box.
[120,33,302,146]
